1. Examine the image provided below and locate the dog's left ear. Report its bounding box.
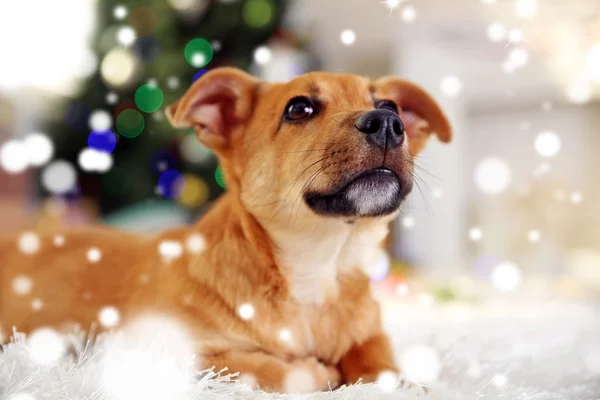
[375,77,452,155]
[166,67,257,151]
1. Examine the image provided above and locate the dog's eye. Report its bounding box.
[376,100,399,114]
[284,97,315,121]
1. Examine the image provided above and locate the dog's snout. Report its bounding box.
[354,110,404,150]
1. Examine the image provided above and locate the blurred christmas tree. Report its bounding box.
[36,0,300,220]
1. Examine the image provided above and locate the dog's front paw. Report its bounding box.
[285,357,341,393]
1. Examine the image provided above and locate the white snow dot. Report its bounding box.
[24,133,54,167]
[238,303,255,320]
[469,227,483,242]
[527,229,541,243]
[395,282,409,296]
[401,6,416,22]
[158,240,183,261]
[186,234,206,254]
[28,328,66,365]
[166,76,180,90]
[474,157,512,194]
[487,22,506,42]
[41,160,77,194]
[87,247,102,263]
[491,261,521,292]
[12,275,33,296]
[440,75,462,97]
[402,216,415,229]
[515,0,538,18]
[279,329,292,342]
[117,26,137,47]
[508,47,528,67]
[570,191,582,204]
[191,53,207,67]
[431,187,444,199]
[492,373,507,387]
[18,232,40,254]
[534,131,561,158]
[113,5,128,19]
[1,140,28,174]
[340,29,356,46]
[253,46,272,65]
[53,235,65,247]
[98,306,121,328]
[377,370,399,393]
[401,345,441,384]
[418,293,435,308]
[32,298,44,311]
[106,92,119,105]
[89,110,113,131]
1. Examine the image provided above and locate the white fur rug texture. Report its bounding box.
[1,298,599,400]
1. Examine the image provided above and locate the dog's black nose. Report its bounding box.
[355,109,404,150]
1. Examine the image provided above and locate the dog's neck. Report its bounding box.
[259,215,393,305]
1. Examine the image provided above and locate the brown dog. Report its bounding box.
[0,68,450,393]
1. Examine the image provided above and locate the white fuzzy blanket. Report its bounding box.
[1,298,599,400]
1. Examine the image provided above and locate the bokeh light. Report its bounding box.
[279,328,292,342]
[88,130,117,153]
[184,38,213,68]
[23,133,54,167]
[215,165,226,188]
[491,261,521,292]
[566,76,593,104]
[41,160,77,194]
[515,0,538,18]
[0,140,28,173]
[527,229,541,243]
[487,22,506,42]
[401,6,416,22]
[192,69,208,82]
[101,48,138,87]
[366,249,390,282]
[340,29,356,46]
[117,26,137,47]
[534,131,561,158]
[178,174,210,208]
[129,6,158,36]
[243,0,274,29]
[158,170,185,199]
[469,226,483,241]
[107,92,119,105]
[114,5,128,19]
[402,215,415,229]
[27,327,67,365]
[116,109,145,138]
[588,43,600,83]
[474,157,512,194]
[65,102,91,131]
[440,75,463,97]
[135,84,164,113]
[150,149,178,175]
[254,46,272,65]
[377,371,399,393]
[90,110,113,132]
[508,47,528,67]
[134,35,161,63]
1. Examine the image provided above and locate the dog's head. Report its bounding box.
[167,68,451,224]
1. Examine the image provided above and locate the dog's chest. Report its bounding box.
[278,276,380,364]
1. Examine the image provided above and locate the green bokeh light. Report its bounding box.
[215,165,226,189]
[184,38,213,68]
[135,84,164,113]
[116,109,145,138]
[243,0,274,29]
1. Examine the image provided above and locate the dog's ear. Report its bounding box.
[166,67,257,150]
[375,77,452,155]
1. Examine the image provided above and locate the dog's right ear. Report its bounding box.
[166,67,257,151]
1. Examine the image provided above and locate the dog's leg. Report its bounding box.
[204,351,341,393]
[339,332,398,385]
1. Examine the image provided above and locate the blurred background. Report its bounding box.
[1,0,600,306]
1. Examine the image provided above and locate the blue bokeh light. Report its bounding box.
[158,169,185,199]
[88,130,117,153]
[193,69,208,82]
